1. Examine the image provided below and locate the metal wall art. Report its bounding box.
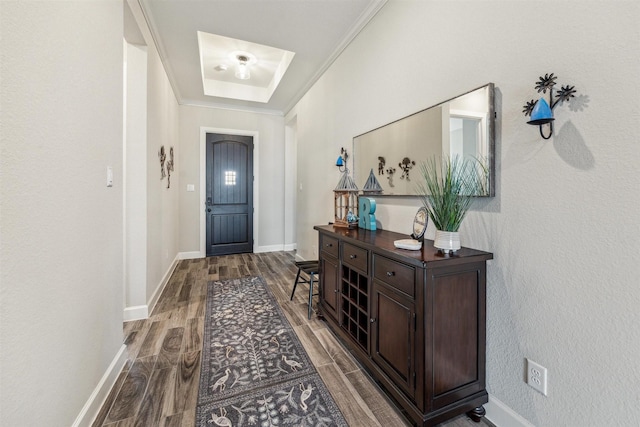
[399,157,416,180]
[158,145,175,188]
[523,73,577,139]
[377,156,386,175]
[385,165,396,187]
[158,146,166,179]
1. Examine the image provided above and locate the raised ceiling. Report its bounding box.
[139,0,387,115]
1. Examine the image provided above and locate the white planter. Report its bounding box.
[434,230,461,252]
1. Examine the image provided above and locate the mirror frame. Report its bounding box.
[352,83,495,197]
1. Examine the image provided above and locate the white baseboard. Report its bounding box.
[123,305,149,322]
[255,244,285,253]
[255,243,296,253]
[146,255,180,316]
[178,250,202,260]
[180,246,295,257]
[485,394,535,427]
[72,344,127,427]
[122,255,180,322]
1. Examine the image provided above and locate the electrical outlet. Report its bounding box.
[526,358,548,395]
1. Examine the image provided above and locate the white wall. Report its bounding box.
[124,40,148,311]
[178,106,285,254]
[145,29,180,303]
[290,1,640,426]
[123,0,180,320]
[0,2,124,425]
[284,117,298,251]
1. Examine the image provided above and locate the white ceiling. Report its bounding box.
[138,0,387,115]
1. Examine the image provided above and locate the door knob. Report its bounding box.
[207,208,211,212]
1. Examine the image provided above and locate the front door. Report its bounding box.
[206,133,254,256]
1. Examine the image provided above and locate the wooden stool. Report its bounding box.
[290,260,319,319]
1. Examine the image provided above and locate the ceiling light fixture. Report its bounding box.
[235,55,251,80]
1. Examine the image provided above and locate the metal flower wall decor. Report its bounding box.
[377,156,386,175]
[158,145,175,188]
[523,73,578,139]
[398,157,416,180]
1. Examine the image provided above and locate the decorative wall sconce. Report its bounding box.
[335,147,349,172]
[523,73,577,139]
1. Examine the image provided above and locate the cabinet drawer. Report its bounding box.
[373,255,415,298]
[343,243,368,273]
[320,234,339,257]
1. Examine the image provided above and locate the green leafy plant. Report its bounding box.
[416,156,487,232]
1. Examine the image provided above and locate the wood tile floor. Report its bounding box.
[92,252,492,427]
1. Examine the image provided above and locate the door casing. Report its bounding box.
[199,127,259,257]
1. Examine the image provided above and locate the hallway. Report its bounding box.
[92,252,488,427]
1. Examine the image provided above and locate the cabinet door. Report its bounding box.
[371,282,415,398]
[429,262,486,410]
[319,255,340,320]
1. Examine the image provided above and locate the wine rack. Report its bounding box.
[340,265,369,349]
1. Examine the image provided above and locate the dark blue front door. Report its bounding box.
[206,133,254,256]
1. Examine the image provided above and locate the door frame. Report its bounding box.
[200,127,259,257]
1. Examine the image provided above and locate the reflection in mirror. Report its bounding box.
[353,83,495,197]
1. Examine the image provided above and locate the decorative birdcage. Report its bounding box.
[362,168,383,195]
[334,171,359,228]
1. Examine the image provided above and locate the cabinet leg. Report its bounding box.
[467,406,486,423]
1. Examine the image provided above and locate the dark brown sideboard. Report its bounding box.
[314,225,493,426]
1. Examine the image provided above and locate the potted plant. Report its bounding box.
[416,156,487,252]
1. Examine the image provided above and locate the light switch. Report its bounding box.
[107,166,113,187]
[187,184,195,192]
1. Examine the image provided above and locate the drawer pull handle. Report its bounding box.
[349,254,357,259]
[386,271,395,277]
[325,243,333,247]
[370,318,377,323]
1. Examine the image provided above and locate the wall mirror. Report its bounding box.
[353,83,495,197]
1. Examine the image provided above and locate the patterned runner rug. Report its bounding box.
[195,276,347,426]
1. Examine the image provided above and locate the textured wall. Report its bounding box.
[0,2,124,425]
[290,1,640,425]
